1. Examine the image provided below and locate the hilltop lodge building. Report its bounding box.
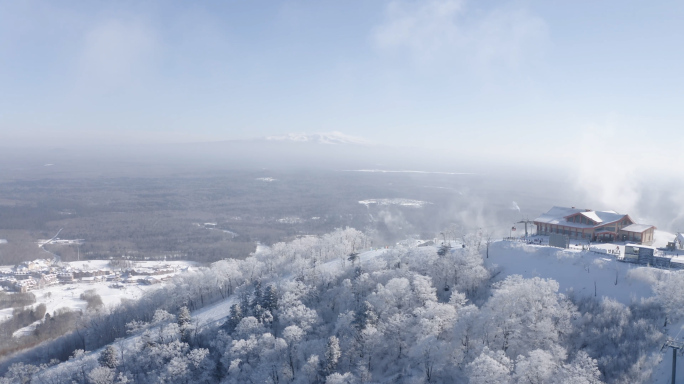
[534,206,655,244]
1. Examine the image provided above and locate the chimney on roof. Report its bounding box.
[571,207,575,209]
[586,209,591,212]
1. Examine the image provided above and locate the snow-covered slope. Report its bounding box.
[487,239,684,384]
[486,241,653,304]
[12,229,682,383]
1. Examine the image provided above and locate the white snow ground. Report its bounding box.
[5,260,197,338]
[487,241,652,303]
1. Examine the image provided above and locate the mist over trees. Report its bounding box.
[0,169,574,265]
[0,228,670,383]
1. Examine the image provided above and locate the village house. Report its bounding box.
[18,259,52,271]
[126,266,176,276]
[57,272,74,282]
[0,278,37,293]
[534,206,655,244]
[73,269,108,279]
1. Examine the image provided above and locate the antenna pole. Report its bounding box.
[663,339,683,384]
[516,219,534,238]
[673,348,677,384]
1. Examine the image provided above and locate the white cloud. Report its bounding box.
[78,19,158,92]
[372,0,547,69]
[573,120,641,215]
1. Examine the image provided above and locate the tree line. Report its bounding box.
[1,227,680,383]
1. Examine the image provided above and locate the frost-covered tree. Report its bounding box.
[555,351,602,384]
[654,271,684,325]
[353,301,378,331]
[347,252,360,266]
[300,355,320,383]
[283,325,305,376]
[513,349,559,384]
[88,366,116,384]
[239,291,251,318]
[325,336,341,374]
[325,372,355,384]
[98,345,119,369]
[251,281,263,313]
[467,348,512,384]
[262,284,279,313]
[223,303,243,334]
[151,309,176,324]
[279,291,319,332]
[234,316,264,339]
[570,296,663,383]
[18,228,668,384]
[2,363,40,384]
[177,306,191,330]
[437,244,451,257]
[481,275,574,359]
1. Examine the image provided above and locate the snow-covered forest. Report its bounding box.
[1,227,682,384]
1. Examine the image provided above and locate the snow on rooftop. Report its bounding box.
[592,210,627,224]
[535,206,583,224]
[676,233,684,243]
[535,206,627,227]
[625,243,657,250]
[621,224,655,233]
[578,211,603,223]
[359,198,431,208]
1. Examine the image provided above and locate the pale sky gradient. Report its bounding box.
[1,0,683,166]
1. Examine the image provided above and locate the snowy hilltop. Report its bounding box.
[2,229,683,384]
[264,131,371,146]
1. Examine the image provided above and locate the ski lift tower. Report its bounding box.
[662,338,684,384]
[516,219,535,238]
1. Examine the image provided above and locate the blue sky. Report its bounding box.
[1,0,683,163]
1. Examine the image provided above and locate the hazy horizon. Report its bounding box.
[2,1,683,158]
[1,0,683,236]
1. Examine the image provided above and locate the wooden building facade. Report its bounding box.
[534,206,655,245]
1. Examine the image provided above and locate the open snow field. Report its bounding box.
[11,282,157,338]
[488,241,653,303]
[4,259,198,338]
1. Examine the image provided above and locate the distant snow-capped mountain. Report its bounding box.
[263,131,371,146]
